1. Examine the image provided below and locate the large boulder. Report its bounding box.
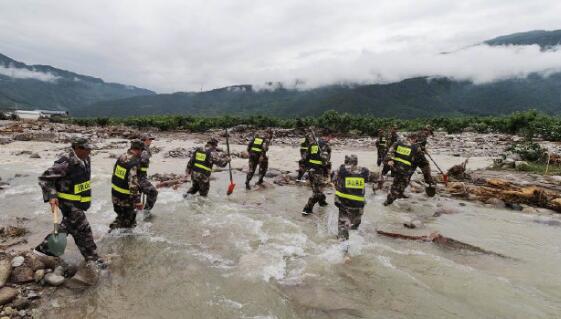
[0,287,17,306]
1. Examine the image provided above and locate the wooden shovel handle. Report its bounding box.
[51,205,62,233]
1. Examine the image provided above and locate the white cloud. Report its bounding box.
[0,0,560,92]
[0,65,59,82]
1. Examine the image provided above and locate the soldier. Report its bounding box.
[33,137,105,267]
[245,129,273,189]
[296,134,309,181]
[418,125,434,151]
[332,154,374,240]
[109,139,144,231]
[301,134,331,215]
[185,138,231,197]
[375,128,387,166]
[139,133,158,218]
[383,133,434,206]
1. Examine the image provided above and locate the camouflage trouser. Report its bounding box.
[140,177,158,210]
[186,171,210,197]
[297,154,306,179]
[304,170,328,212]
[386,172,410,204]
[336,203,364,240]
[110,205,137,230]
[246,153,268,184]
[36,202,99,261]
[377,148,388,166]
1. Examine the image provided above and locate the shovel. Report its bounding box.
[225,128,236,195]
[424,151,448,186]
[46,206,67,257]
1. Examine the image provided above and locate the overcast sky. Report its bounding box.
[1,0,560,93]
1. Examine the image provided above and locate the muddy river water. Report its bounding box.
[1,139,561,319]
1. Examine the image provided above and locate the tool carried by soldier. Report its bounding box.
[424,150,448,186]
[46,205,67,256]
[225,128,236,195]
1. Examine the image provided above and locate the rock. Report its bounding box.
[515,161,530,171]
[44,273,65,286]
[0,259,11,288]
[18,309,27,317]
[54,266,64,276]
[165,147,189,158]
[11,298,30,310]
[10,266,33,284]
[11,256,24,268]
[33,269,45,283]
[2,307,14,315]
[485,197,505,209]
[13,133,33,141]
[0,287,17,306]
[29,153,41,159]
[0,226,26,238]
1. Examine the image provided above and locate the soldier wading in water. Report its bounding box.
[184,138,231,197]
[245,129,273,189]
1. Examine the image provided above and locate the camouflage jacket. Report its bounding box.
[39,149,91,202]
[112,150,142,206]
[385,140,433,183]
[185,145,230,175]
[331,164,375,206]
[247,135,271,155]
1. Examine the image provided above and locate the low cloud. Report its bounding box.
[0,65,59,82]
[247,44,561,90]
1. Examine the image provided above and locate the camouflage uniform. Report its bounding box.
[302,137,331,215]
[297,137,309,180]
[245,133,271,188]
[185,142,230,197]
[139,143,158,210]
[35,142,100,261]
[384,136,433,206]
[332,155,374,240]
[110,145,142,230]
[379,128,399,175]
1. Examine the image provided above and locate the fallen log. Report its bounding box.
[447,178,561,212]
[376,229,507,258]
[156,178,190,189]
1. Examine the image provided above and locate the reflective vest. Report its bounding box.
[192,149,213,176]
[335,165,368,208]
[306,143,324,168]
[111,156,140,200]
[56,158,92,211]
[392,142,415,168]
[249,137,265,154]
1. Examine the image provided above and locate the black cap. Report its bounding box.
[130,139,144,149]
[71,137,92,150]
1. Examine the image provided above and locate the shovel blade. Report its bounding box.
[46,233,67,257]
[227,182,236,195]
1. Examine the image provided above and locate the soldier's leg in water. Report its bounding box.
[317,173,328,206]
[349,208,364,230]
[337,204,352,240]
[303,172,320,214]
[297,158,305,180]
[64,204,99,260]
[199,181,210,197]
[122,206,137,228]
[186,180,200,195]
[246,156,257,188]
[141,178,158,210]
[385,174,408,205]
[257,156,268,184]
[110,205,128,229]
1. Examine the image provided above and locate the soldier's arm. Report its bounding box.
[384,143,398,164]
[247,138,253,152]
[212,151,230,168]
[38,159,69,202]
[128,165,142,204]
